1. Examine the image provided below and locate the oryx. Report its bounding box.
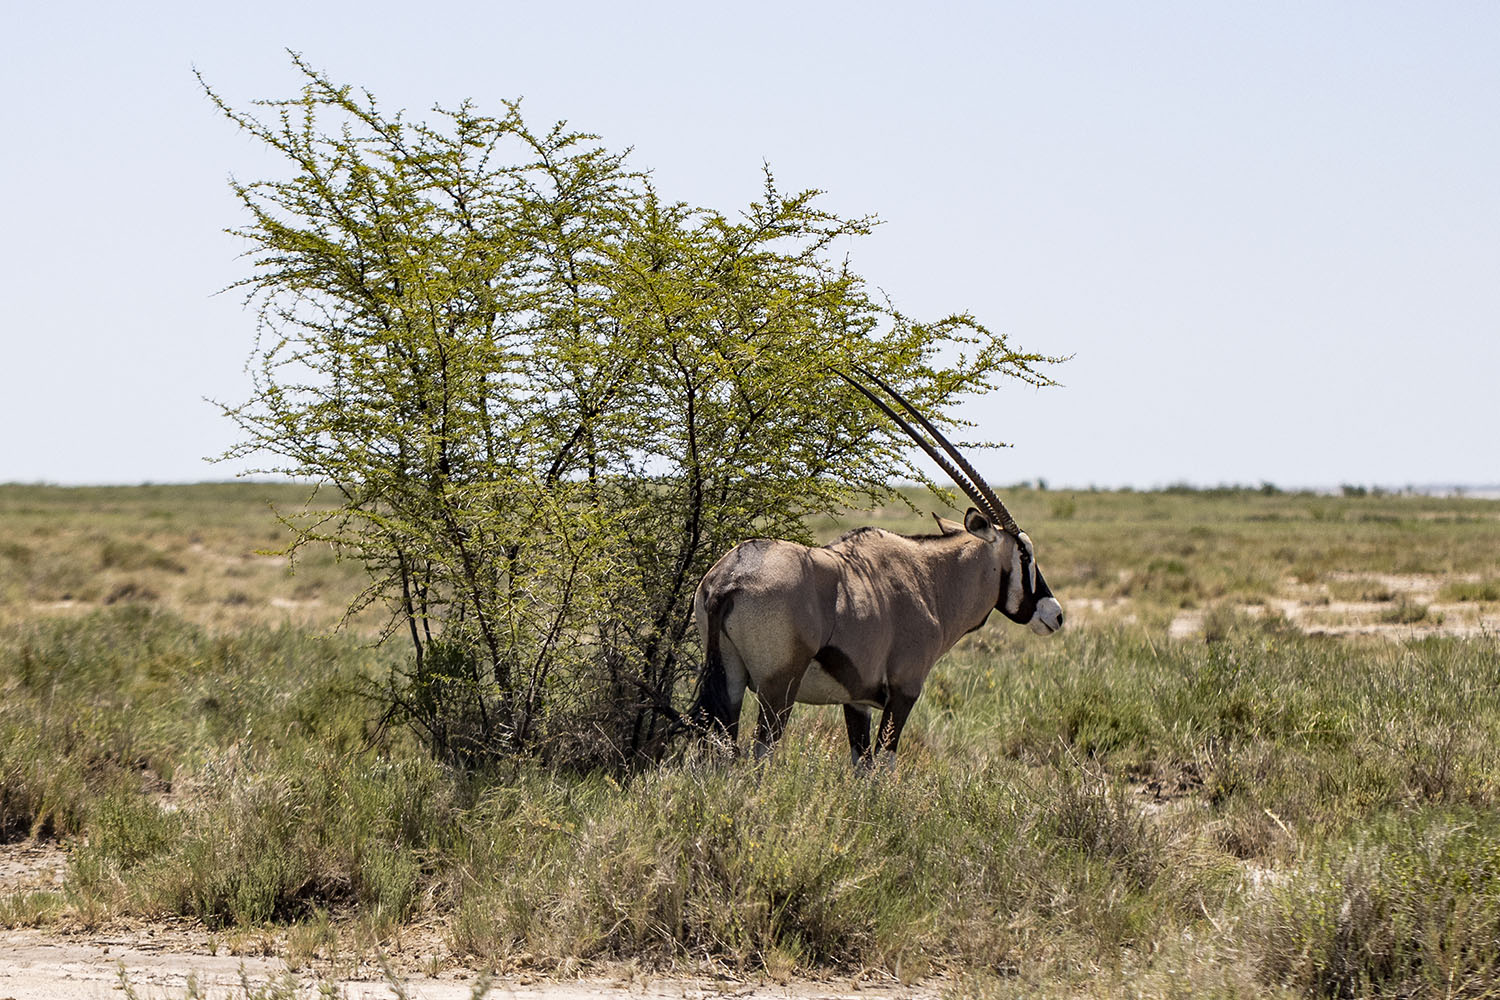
[691,368,1063,767]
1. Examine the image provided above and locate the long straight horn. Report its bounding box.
[844,366,1022,536]
[836,368,1021,536]
[838,373,992,520]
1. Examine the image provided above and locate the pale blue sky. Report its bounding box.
[3,2,1496,488]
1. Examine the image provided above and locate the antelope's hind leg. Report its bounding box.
[751,697,796,762]
[751,671,802,761]
[709,633,751,751]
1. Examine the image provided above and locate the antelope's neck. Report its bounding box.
[920,537,999,647]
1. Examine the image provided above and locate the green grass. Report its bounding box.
[1439,578,1500,603]
[1326,577,1397,603]
[4,607,1499,995]
[1256,809,1500,998]
[4,482,1498,634]
[1378,599,1440,625]
[4,484,1500,997]
[0,482,369,632]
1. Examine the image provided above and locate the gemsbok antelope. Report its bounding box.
[691,367,1063,767]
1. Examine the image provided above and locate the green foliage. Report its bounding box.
[203,56,1058,767]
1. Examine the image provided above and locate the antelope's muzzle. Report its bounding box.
[1030,596,1064,635]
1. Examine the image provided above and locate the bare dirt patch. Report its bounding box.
[0,842,67,895]
[1055,596,1133,630]
[0,927,928,1000]
[1167,573,1500,641]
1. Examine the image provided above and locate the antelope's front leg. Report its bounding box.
[874,690,918,767]
[843,705,872,769]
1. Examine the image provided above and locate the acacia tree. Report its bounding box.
[207,56,1059,767]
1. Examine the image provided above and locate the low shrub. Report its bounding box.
[1253,809,1500,997]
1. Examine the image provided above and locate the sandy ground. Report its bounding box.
[1167,572,1500,641]
[0,847,928,1000]
[0,926,929,1000]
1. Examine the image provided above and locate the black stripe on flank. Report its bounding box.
[814,645,882,704]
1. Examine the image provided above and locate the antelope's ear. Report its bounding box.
[963,507,998,541]
[932,513,965,536]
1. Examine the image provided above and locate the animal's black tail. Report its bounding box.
[690,593,735,739]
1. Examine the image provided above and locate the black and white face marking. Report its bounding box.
[998,531,1064,635]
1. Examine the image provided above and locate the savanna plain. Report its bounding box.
[2,483,1499,999]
